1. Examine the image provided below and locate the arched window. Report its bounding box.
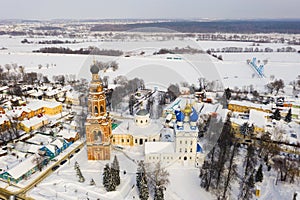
[97,131,102,142]
[93,130,102,143]
[93,131,97,141]
[100,106,104,113]
[94,106,98,114]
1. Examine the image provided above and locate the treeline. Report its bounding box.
[33,46,123,56]
[22,39,78,44]
[153,46,205,55]
[91,20,300,34]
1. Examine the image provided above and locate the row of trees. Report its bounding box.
[110,76,145,111]
[33,46,123,56]
[199,116,266,200]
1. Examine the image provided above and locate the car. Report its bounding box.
[60,160,67,165]
[75,148,80,153]
[69,154,74,159]
[52,165,59,171]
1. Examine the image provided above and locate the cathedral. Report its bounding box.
[85,63,112,160]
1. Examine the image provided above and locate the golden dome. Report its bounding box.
[182,103,192,116]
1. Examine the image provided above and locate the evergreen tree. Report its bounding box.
[139,175,149,200]
[129,95,135,115]
[285,108,292,123]
[224,88,231,100]
[137,161,145,189]
[255,164,264,183]
[240,122,254,138]
[75,163,85,183]
[137,161,149,200]
[111,155,120,186]
[272,108,281,121]
[154,186,165,200]
[103,163,116,192]
[103,163,111,191]
[90,178,95,186]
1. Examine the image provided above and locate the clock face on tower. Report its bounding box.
[86,65,112,160]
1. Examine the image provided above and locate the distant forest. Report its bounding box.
[90,20,300,34]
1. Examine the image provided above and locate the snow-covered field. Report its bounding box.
[1,35,300,91]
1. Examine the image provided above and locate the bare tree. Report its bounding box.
[32,154,46,172]
[148,162,170,199]
[5,64,11,74]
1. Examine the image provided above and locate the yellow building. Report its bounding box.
[19,116,49,133]
[231,109,268,135]
[228,100,272,113]
[112,109,162,147]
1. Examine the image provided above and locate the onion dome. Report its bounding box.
[90,64,99,74]
[183,103,192,116]
[190,107,199,122]
[175,109,184,122]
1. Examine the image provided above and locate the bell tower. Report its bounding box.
[85,63,112,160]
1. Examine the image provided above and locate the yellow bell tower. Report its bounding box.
[85,63,112,160]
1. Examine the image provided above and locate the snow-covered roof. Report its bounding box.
[113,119,163,136]
[249,109,268,128]
[27,100,61,110]
[57,129,78,139]
[51,139,64,149]
[45,144,56,153]
[29,90,43,97]
[21,116,48,128]
[26,134,53,145]
[145,142,175,154]
[14,142,42,154]
[6,154,39,179]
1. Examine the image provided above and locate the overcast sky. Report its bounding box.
[1,0,300,20]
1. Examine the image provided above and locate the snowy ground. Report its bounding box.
[1,36,300,91]
[27,145,213,200]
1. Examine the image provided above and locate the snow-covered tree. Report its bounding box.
[255,164,263,183]
[75,163,85,183]
[102,163,116,192]
[137,161,149,200]
[111,155,120,186]
[272,108,281,121]
[90,178,95,186]
[154,186,164,200]
[285,108,292,123]
[239,122,254,138]
[148,162,169,200]
[140,175,149,200]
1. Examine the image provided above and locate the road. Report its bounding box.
[0,141,84,200]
